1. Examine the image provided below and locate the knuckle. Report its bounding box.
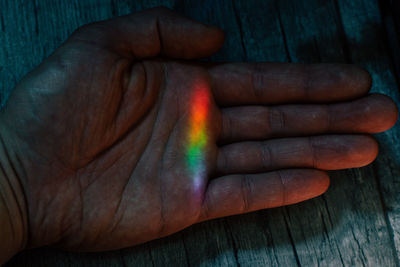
[324,105,333,131]
[275,171,287,206]
[260,143,272,170]
[240,174,254,213]
[250,63,266,98]
[268,108,286,133]
[307,137,317,168]
[221,111,233,142]
[217,148,229,173]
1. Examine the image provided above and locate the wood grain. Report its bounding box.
[2,0,400,266]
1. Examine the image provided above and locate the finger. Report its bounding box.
[209,63,371,106]
[198,169,329,222]
[216,135,378,175]
[219,94,398,143]
[69,7,224,59]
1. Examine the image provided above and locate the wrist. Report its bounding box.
[0,125,28,264]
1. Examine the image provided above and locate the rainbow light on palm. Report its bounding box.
[186,85,210,183]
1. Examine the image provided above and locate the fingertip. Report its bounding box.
[333,64,372,99]
[315,171,330,195]
[350,135,379,168]
[209,26,225,52]
[157,9,225,59]
[363,135,379,166]
[368,93,399,132]
[192,25,225,59]
[371,136,380,163]
[353,65,372,95]
[283,169,330,205]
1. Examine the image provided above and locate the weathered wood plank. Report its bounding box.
[275,0,399,266]
[336,0,400,265]
[380,0,400,86]
[181,220,238,266]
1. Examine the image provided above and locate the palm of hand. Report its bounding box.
[4,49,221,249]
[0,8,397,251]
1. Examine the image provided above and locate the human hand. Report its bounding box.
[0,7,397,254]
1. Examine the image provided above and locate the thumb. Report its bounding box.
[69,6,225,59]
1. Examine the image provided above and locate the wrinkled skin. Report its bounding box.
[0,7,397,252]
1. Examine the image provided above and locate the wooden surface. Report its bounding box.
[1,0,400,266]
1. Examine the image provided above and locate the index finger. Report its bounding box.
[209,63,371,106]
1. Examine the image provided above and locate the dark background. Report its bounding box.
[1,0,400,266]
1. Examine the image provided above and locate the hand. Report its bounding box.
[0,7,397,253]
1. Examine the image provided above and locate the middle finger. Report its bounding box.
[218,94,397,144]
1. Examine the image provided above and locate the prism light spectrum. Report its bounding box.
[186,85,210,187]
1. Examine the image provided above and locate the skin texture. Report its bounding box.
[0,7,398,259]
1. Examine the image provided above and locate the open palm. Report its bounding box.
[0,7,397,251]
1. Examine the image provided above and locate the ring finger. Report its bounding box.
[216,135,378,175]
[218,94,397,144]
